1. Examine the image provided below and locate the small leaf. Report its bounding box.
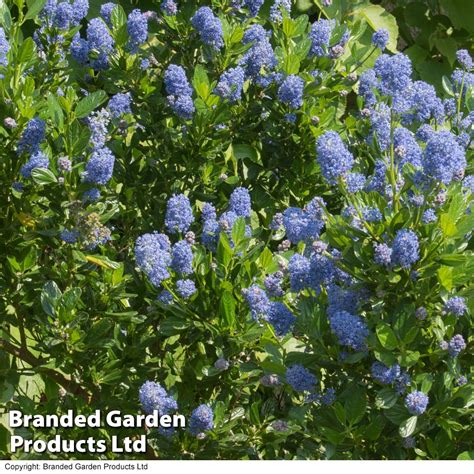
[85,255,121,270]
[376,323,398,350]
[31,168,57,185]
[75,91,108,118]
[399,416,417,438]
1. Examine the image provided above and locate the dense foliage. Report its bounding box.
[0,0,472,461]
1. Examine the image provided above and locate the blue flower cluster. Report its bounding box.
[189,404,214,435]
[191,7,224,50]
[404,391,429,416]
[164,64,195,119]
[139,381,178,414]
[127,9,148,52]
[108,93,132,118]
[329,311,369,351]
[165,194,194,234]
[215,66,245,103]
[391,229,419,269]
[316,131,354,184]
[286,365,317,392]
[0,27,9,69]
[278,75,304,109]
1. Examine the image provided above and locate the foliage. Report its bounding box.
[0,0,472,461]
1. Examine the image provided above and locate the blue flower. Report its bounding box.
[448,334,466,357]
[393,127,422,168]
[456,49,473,70]
[422,130,466,184]
[309,19,334,57]
[53,2,73,29]
[191,7,224,50]
[243,0,264,17]
[269,0,291,23]
[368,104,391,151]
[169,94,195,119]
[87,18,114,53]
[161,0,178,16]
[60,229,80,244]
[363,207,382,223]
[83,188,101,202]
[373,242,392,267]
[127,9,148,51]
[371,362,400,384]
[286,365,317,392]
[71,0,89,26]
[88,109,110,149]
[405,81,444,123]
[443,297,467,317]
[229,187,251,217]
[84,147,115,184]
[344,173,366,193]
[20,151,49,178]
[17,118,46,155]
[391,229,419,269]
[165,194,194,234]
[326,284,361,316]
[421,209,436,224]
[139,381,177,415]
[171,240,193,275]
[416,124,434,142]
[316,131,354,184]
[108,93,132,117]
[358,69,378,107]
[321,388,336,405]
[176,279,196,298]
[282,205,324,244]
[242,285,271,319]
[372,29,389,50]
[135,232,171,287]
[278,75,304,109]
[404,391,428,415]
[189,405,214,435]
[264,272,284,297]
[328,311,368,351]
[267,302,295,336]
[70,33,89,64]
[215,66,245,102]
[157,290,173,305]
[374,53,412,97]
[100,2,116,26]
[240,26,276,78]
[288,254,310,292]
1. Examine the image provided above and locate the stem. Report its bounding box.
[0,338,92,402]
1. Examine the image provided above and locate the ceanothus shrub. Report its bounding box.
[0,0,472,461]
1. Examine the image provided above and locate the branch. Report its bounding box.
[0,338,92,402]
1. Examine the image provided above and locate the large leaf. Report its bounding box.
[353,4,399,53]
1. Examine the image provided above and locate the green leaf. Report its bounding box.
[24,0,46,22]
[220,291,236,329]
[344,386,366,424]
[457,451,474,460]
[111,4,127,30]
[399,416,417,438]
[232,144,261,165]
[47,93,64,129]
[353,4,399,53]
[85,255,121,270]
[231,217,246,247]
[31,168,57,185]
[16,37,36,66]
[376,323,398,350]
[375,388,398,409]
[437,266,453,291]
[75,90,108,118]
[41,281,62,317]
